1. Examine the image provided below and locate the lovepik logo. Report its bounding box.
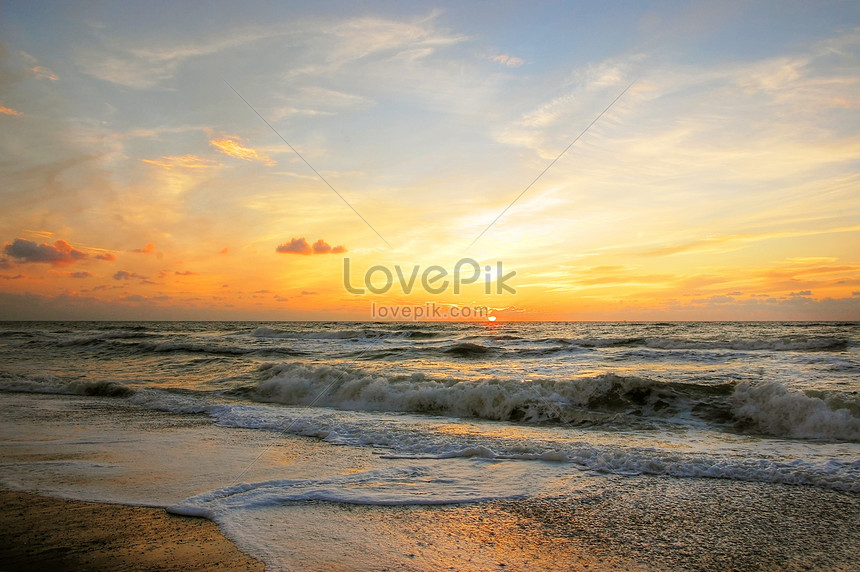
[343,258,516,295]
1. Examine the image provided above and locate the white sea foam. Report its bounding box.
[252,362,668,423]
[171,464,532,516]
[202,402,860,492]
[731,382,860,440]
[250,362,860,441]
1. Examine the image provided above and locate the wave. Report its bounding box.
[57,330,156,347]
[0,329,39,338]
[250,326,444,340]
[249,363,860,441]
[442,342,496,357]
[137,341,255,355]
[572,336,849,352]
[441,335,849,358]
[128,388,210,413]
[3,368,856,492]
[731,382,860,440]
[205,405,860,493]
[0,373,135,397]
[128,341,305,358]
[350,342,575,361]
[460,334,526,341]
[250,363,730,424]
[43,334,307,357]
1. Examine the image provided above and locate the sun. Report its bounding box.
[487,316,497,322]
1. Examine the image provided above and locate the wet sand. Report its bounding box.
[1,391,858,570]
[2,478,860,571]
[0,490,264,571]
[237,477,860,571]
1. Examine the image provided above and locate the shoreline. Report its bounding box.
[0,490,265,571]
[6,479,859,572]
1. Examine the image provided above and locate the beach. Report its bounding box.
[3,479,860,571]
[3,0,860,568]
[0,490,263,571]
[1,321,858,570]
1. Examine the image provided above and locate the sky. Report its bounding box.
[1,0,859,321]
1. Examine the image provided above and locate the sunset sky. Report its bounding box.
[1,1,859,320]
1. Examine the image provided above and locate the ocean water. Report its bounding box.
[1,321,859,569]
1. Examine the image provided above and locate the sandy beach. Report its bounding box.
[0,490,264,571]
[1,321,858,571]
[232,476,860,571]
[3,478,860,571]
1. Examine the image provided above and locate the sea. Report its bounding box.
[1,321,859,569]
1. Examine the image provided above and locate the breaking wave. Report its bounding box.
[248,363,860,441]
[0,373,135,397]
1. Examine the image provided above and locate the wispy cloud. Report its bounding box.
[141,155,221,170]
[272,86,372,119]
[322,14,466,70]
[209,137,275,165]
[0,103,21,116]
[640,226,860,257]
[492,54,524,67]
[31,65,58,81]
[77,26,281,88]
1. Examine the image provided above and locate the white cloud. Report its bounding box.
[492,54,524,68]
[76,26,280,88]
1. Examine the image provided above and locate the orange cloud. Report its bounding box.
[133,243,155,254]
[95,252,117,261]
[276,237,312,255]
[3,238,87,266]
[32,66,58,81]
[209,137,274,165]
[0,104,21,116]
[141,154,220,169]
[276,238,346,255]
[312,239,346,254]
